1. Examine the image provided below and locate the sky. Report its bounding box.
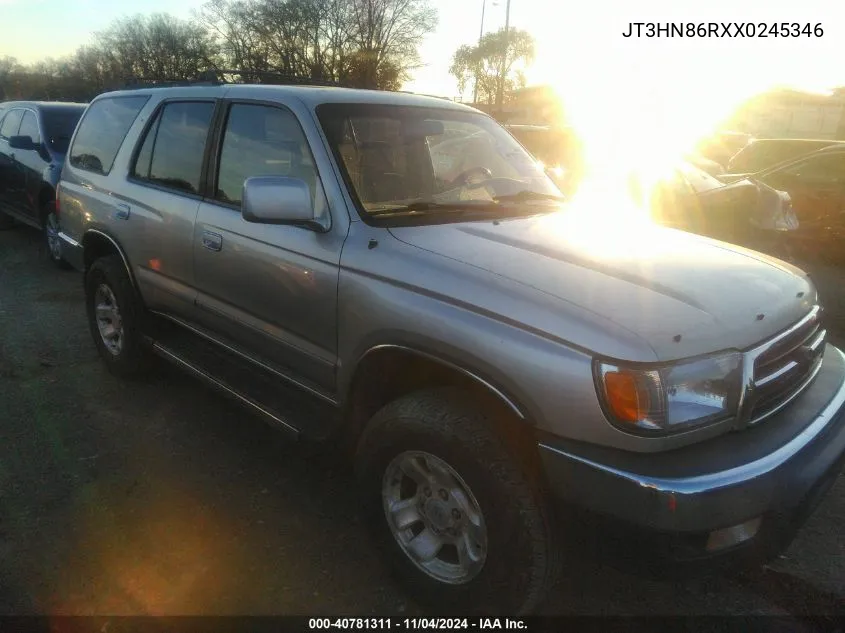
[2,0,843,161]
[2,0,842,97]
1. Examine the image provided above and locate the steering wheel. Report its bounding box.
[449,166,493,188]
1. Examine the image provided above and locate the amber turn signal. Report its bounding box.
[603,370,650,423]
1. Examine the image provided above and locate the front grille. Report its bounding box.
[748,306,826,424]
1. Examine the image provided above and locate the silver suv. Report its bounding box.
[57,84,845,614]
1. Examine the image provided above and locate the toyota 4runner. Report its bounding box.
[56,84,845,614]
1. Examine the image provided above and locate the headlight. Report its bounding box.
[594,352,743,435]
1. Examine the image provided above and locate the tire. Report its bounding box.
[85,255,152,378]
[355,388,558,615]
[42,203,70,269]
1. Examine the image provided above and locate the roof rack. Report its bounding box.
[215,69,343,87]
[122,69,343,90]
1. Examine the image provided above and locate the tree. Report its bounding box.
[196,0,274,77]
[449,28,535,105]
[1,0,437,100]
[347,0,437,88]
[94,13,220,82]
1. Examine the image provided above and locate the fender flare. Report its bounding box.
[82,229,138,290]
[351,343,529,421]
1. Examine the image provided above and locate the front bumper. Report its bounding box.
[538,344,845,560]
[58,231,84,272]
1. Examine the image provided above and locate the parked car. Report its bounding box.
[725,144,845,264]
[724,138,845,177]
[58,84,845,614]
[647,161,799,260]
[0,101,87,265]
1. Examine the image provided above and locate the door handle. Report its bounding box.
[115,204,130,220]
[202,231,223,252]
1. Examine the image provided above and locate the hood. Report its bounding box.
[388,213,816,361]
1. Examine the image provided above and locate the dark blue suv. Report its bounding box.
[0,101,87,267]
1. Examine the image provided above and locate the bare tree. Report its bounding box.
[197,0,275,78]
[2,0,438,100]
[347,0,436,88]
[95,13,220,82]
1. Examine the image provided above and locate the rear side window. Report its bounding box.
[0,109,23,139]
[131,101,215,195]
[69,96,149,175]
[18,111,41,144]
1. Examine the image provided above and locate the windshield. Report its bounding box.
[316,103,562,220]
[43,108,85,154]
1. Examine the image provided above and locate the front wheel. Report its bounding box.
[355,388,559,614]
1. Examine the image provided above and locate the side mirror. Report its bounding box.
[242,176,325,231]
[8,135,36,151]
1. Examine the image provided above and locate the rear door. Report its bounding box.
[121,99,217,317]
[192,99,346,396]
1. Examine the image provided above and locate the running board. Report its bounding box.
[151,340,301,438]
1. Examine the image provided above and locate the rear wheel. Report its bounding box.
[85,255,152,378]
[355,388,558,614]
[43,203,70,269]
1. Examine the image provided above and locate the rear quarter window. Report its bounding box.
[69,96,149,175]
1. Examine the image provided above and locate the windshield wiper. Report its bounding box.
[368,200,500,216]
[494,191,566,203]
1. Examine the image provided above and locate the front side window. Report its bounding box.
[316,103,561,222]
[215,103,319,207]
[69,96,149,175]
[131,101,215,194]
[18,111,41,145]
[0,109,23,139]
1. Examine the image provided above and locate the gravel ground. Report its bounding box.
[0,226,843,617]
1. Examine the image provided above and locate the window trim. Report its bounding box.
[69,94,151,177]
[126,97,221,200]
[204,98,328,214]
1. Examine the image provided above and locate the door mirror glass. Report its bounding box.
[8,135,36,151]
[242,176,324,231]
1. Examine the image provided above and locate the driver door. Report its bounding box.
[192,100,345,396]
